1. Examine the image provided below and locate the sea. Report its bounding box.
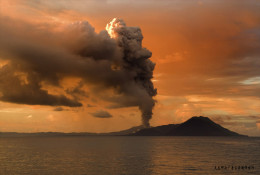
[0,136,259,175]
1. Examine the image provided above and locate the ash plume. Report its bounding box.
[106,18,157,127]
[0,17,156,127]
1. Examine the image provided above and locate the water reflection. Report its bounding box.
[0,136,259,175]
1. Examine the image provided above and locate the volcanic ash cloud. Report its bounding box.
[0,17,157,127]
[106,18,157,127]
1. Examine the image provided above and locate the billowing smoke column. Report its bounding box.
[106,18,157,127]
[0,17,157,127]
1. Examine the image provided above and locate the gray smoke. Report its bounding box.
[106,18,157,127]
[0,17,156,127]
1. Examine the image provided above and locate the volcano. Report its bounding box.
[130,116,246,136]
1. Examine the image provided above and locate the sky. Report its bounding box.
[0,0,260,136]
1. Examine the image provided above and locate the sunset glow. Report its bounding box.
[0,0,260,136]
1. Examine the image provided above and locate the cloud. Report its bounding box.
[210,114,260,136]
[135,1,260,100]
[87,104,95,107]
[90,110,112,118]
[53,107,64,111]
[0,0,260,136]
[26,115,32,119]
[0,16,156,126]
[0,64,82,107]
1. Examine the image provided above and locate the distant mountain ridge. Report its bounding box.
[130,116,246,136]
[102,125,144,136]
[0,126,144,137]
[0,116,246,137]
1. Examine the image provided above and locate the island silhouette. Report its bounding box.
[129,116,246,136]
[0,116,246,137]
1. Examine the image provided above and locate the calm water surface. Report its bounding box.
[0,136,259,175]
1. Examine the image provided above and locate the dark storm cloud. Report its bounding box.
[0,64,82,107]
[0,17,156,126]
[65,81,89,100]
[0,17,122,107]
[90,110,112,118]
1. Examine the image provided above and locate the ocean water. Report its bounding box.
[0,136,259,175]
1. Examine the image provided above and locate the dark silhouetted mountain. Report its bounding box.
[0,117,247,137]
[130,116,246,136]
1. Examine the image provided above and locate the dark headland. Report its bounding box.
[0,116,247,137]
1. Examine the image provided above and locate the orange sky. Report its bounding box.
[0,0,260,136]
